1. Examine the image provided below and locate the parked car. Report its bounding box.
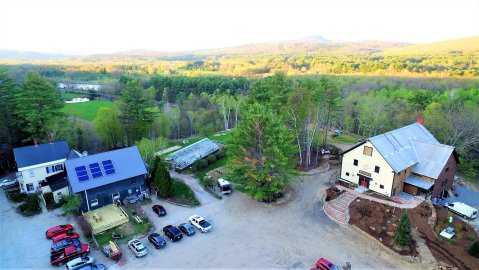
[51,238,81,254]
[50,244,90,266]
[66,256,95,270]
[188,215,212,233]
[152,205,167,216]
[178,223,196,236]
[46,224,73,239]
[148,233,166,249]
[163,225,183,242]
[52,232,79,243]
[0,178,17,188]
[75,264,106,270]
[444,202,478,219]
[128,239,147,257]
[315,258,339,270]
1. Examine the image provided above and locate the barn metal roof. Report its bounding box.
[404,175,434,190]
[369,123,439,173]
[66,146,147,193]
[411,140,454,179]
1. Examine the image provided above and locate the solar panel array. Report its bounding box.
[75,159,116,182]
[166,138,219,170]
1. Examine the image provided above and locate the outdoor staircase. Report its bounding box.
[323,192,357,224]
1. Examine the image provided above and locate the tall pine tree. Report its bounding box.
[153,158,173,198]
[394,212,412,247]
[227,102,295,202]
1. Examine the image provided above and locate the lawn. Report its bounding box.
[64,100,117,121]
[171,179,200,206]
[61,92,84,100]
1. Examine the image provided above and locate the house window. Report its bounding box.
[363,146,373,156]
[346,172,350,176]
[29,170,35,178]
[380,184,384,189]
[441,181,444,187]
[26,183,34,192]
[445,167,449,172]
[55,164,63,171]
[375,166,380,173]
[90,199,99,207]
[445,179,448,184]
[353,159,358,166]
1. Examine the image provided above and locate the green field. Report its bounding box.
[64,100,117,121]
[61,92,84,100]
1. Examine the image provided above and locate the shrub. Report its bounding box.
[448,238,458,245]
[61,194,82,215]
[7,191,27,203]
[18,195,41,216]
[469,240,479,258]
[190,161,199,172]
[394,212,411,247]
[43,192,63,211]
[76,215,92,238]
[467,233,476,241]
[217,148,226,159]
[434,224,442,234]
[206,154,217,165]
[198,159,208,169]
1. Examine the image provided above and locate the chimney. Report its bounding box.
[33,138,38,146]
[48,136,53,144]
[416,117,424,125]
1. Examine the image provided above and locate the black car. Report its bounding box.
[178,223,196,236]
[152,205,167,216]
[51,238,81,254]
[162,225,183,242]
[148,233,166,248]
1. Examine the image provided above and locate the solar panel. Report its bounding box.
[76,170,88,177]
[102,160,112,166]
[90,167,101,173]
[103,164,113,170]
[92,172,103,178]
[75,166,86,172]
[105,169,115,175]
[78,175,89,182]
[89,163,100,169]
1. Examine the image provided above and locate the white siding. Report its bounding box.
[340,141,396,196]
[18,162,65,194]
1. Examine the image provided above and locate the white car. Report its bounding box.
[128,239,147,257]
[66,256,95,270]
[0,178,17,188]
[188,215,212,233]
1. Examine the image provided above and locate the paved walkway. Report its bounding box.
[324,186,423,224]
[169,170,216,205]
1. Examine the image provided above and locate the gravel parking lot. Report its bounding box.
[1,169,434,269]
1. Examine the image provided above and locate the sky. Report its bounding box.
[0,0,478,54]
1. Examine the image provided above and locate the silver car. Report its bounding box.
[128,239,147,257]
[0,178,17,188]
[66,256,95,270]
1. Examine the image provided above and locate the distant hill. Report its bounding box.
[0,50,72,60]
[381,36,479,55]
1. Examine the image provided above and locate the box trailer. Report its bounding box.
[444,202,477,219]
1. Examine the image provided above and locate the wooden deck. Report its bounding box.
[84,204,129,235]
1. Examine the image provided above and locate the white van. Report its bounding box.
[217,178,232,195]
[444,202,477,219]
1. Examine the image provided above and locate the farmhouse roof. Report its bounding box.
[13,141,70,169]
[65,146,147,193]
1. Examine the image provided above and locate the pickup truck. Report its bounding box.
[444,202,478,219]
[50,244,90,266]
[188,215,212,233]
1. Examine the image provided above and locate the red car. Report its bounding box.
[46,224,73,239]
[53,232,80,243]
[50,244,90,266]
[315,258,339,270]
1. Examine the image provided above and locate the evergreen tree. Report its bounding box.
[394,212,412,247]
[0,69,22,144]
[226,102,295,202]
[153,158,173,198]
[14,73,65,142]
[118,79,155,145]
[469,240,479,258]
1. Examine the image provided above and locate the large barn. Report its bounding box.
[340,122,458,200]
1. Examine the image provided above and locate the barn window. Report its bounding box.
[346,172,350,176]
[445,167,449,172]
[363,146,373,156]
[353,159,358,166]
[380,184,384,189]
[375,166,380,173]
[445,179,448,184]
[90,199,99,207]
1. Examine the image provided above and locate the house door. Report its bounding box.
[358,175,371,188]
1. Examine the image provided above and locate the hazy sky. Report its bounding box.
[0,0,478,54]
